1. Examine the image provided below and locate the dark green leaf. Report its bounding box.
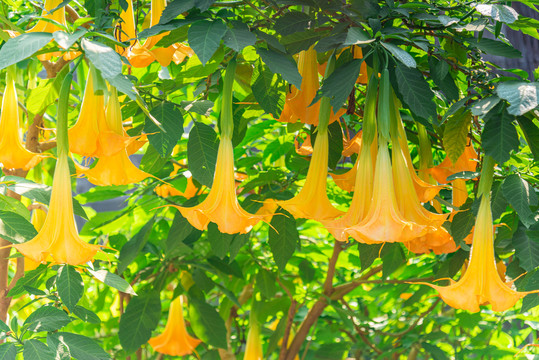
[423,343,450,360]
[482,109,519,164]
[72,306,101,324]
[8,265,48,297]
[159,0,195,24]
[251,59,285,118]
[57,265,84,311]
[118,218,156,274]
[502,175,538,228]
[467,38,521,58]
[471,96,501,116]
[317,59,362,110]
[382,42,416,68]
[118,292,161,353]
[450,209,475,244]
[395,62,437,122]
[23,339,54,360]
[256,269,276,299]
[443,109,471,163]
[517,116,539,161]
[274,11,312,36]
[298,259,316,283]
[342,26,375,45]
[145,102,184,157]
[187,122,219,187]
[381,243,405,277]
[51,332,110,360]
[87,269,136,295]
[269,208,300,271]
[164,211,198,258]
[0,210,37,244]
[188,298,228,349]
[357,243,382,271]
[257,48,302,89]
[0,343,16,360]
[24,306,71,332]
[140,144,167,175]
[0,33,53,70]
[513,224,539,272]
[223,21,256,52]
[188,20,227,65]
[281,30,322,54]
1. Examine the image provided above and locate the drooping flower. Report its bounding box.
[244,322,263,360]
[14,152,100,265]
[277,47,345,125]
[278,130,344,221]
[155,168,201,198]
[0,71,45,171]
[80,87,151,186]
[25,207,47,271]
[330,130,364,192]
[148,296,201,356]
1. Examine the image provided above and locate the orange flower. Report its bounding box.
[244,322,263,360]
[330,131,364,192]
[277,47,345,125]
[0,72,45,170]
[155,167,202,198]
[420,195,533,312]
[14,152,100,265]
[148,296,201,356]
[278,130,344,221]
[294,133,313,156]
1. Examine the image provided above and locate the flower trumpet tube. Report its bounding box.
[419,156,535,312]
[27,0,68,60]
[171,60,263,234]
[14,72,100,266]
[115,0,137,54]
[0,70,45,171]
[244,321,263,360]
[148,296,201,356]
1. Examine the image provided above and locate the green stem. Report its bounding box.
[317,52,336,134]
[377,68,390,142]
[417,123,433,170]
[57,72,74,158]
[362,74,379,147]
[477,155,495,199]
[221,58,237,139]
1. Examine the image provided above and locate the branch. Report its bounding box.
[277,277,297,360]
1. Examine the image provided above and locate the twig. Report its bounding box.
[277,277,297,360]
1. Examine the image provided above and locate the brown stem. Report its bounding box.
[277,277,297,360]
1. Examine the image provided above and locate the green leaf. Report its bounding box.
[251,59,285,118]
[0,343,16,360]
[87,269,137,295]
[223,21,256,52]
[0,32,53,70]
[164,211,199,258]
[273,11,312,36]
[50,332,110,360]
[314,343,350,360]
[317,59,362,110]
[24,306,72,332]
[181,99,214,116]
[187,122,219,187]
[117,218,156,274]
[57,265,84,311]
[257,48,302,89]
[0,210,37,244]
[281,30,322,54]
[381,243,405,277]
[502,175,538,228]
[470,96,500,116]
[269,208,299,272]
[467,38,521,58]
[23,339,54,360]
[8,265,48,297]
[516,115,539,161]
[256,269,276,299]
[207,223,232,259]
[27,65,69,117]
[118,291,161,353]
[497,82,539,116]
[108,74,139,101]
[188,297,228,349]
[357,243,382,271]
[450,209,475,245]
[513,224,539,272]
[72,306,101,324]
[298,259,316,283]
[342,26,375,45]
[482,110,519,164]
[382,42,416,68]
[159,0,195,24]
[144,102,184,158]
[140,144,167,175]
[443,109,471,163]
[188,20,227,65]
[52,29,87,49]
[0,319,9,333]
[423,342,450,360]
[429,57,459,102]
[475,4,518,24]
[395,62,437,122]
[81,39,122,80]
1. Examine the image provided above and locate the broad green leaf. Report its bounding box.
[8,265,48,297]
[0,194,29,218]
[140,144,167,175]
[223,21,256,52]
[502,175,538,227]
[256,269,276,299]
[343,26,375,45]
[144,102,184,158]
[317,59,362,110]
[255,30,286,53]
[57,265,84,311]
[470,96,500,116]
[188,298,228,349]
[23,340,54,360]
[72,306,101,324]
[273,11,312,36]
[188,20,227,65]
[87,269,137,295]
[52,29,87,49]
[443,109,471,163]
[81,39,122,80]
[251,60,285,119]
[207,223,233,259]
[281,30,322,54]
[50,333,110,360]
[497,82,539,116]
[357,243,382,271]
[108,74,138,101]
[313,343,350,359]
[27,65,69,117]
[187,122,219,187]
[159,0,195,24]
[429,57,459,102]
[164,211,198,258]
[269,208,299,271]
[24,306,72,332]
[516,115,539,161]
[482,110,519,164]
[513,224,539,272]
[118,217,156,274]
[0,319,9,333]
[423,343,450,360]
[298,259,315,283]
[450,209,475,245]
[0,32,53,70]
[118,291,161,353]
[257,48,302,89]
[381,243,405,277]
[394,62,437,122]
[475,4,518,24]
[382,42,416,68]
[46,333,72,360]
[0,343,16,360]
[0,210,37,244]
[467,38,521,58]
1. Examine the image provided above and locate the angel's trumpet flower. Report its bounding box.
[419,157,535,312]
[27,0,67,60]
[15,73,100,266]
[124,0,194,68]
[155,169,201,198]
[81,87,150,186]
[0,71,44,171]
[277,47,345,125]
[244,322,263,360]
[148,296,201,356]
[115,0,137,54]
[171,60,263,234]
[331,131,365,192]
[25,207,47,271]
[345,142,426,244]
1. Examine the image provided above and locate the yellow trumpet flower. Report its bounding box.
[278,130,344,221]
[148,296,201,356]
[330,131,362,192]
[81,87,151,186]
[0,73,44,171]
[277,47,345,125]
[14,153,100,265]
[420,195,532,312]
[244,322,263,360]
[25,207,47,271]
[345,142,426,244]
[172,136,262,234]
[155,169,201,198]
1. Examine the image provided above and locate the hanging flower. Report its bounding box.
[277,47,345,125]
[330,130,364,192]
[244,322,263,360]
[0,71,45,171]
[148,296,201,356]
[155,169,202,198]
[278,130,344,221]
